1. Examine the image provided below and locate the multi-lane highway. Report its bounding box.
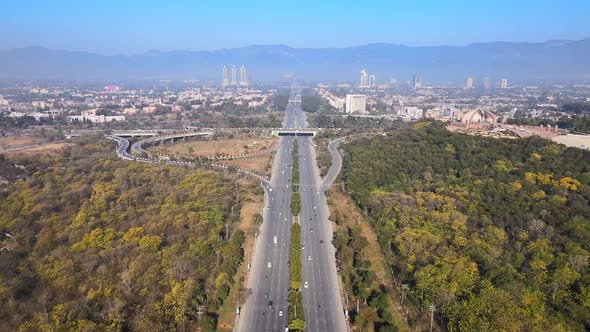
[237,96,301,332]
[237,92,346,332]
[296,107,347,332]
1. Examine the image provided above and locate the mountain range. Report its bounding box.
[0,38,589,83]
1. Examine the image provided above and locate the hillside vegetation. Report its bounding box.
[0,137,245,331]
[342,121,590,331]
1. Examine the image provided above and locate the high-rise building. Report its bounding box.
[231,65,237,86]
[222,65,230,87]
[413,74,422,88]
[359,69,369,88]
[482,77,491,90]
[239,65,249,86]
[466,77,473,89]
[369,75,376,87]
[500,79,508,89]
[345,94,367,114]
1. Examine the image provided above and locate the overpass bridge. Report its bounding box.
[271,129,317,137]
[184,126,334,136]
[129,131,212,157]
[111,129,207,137]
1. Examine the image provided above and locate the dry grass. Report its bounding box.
[2,142,69,156]
[0,135,46,148]
[150,137,277,157]
[222,153,274,177]
[552,134,590,149]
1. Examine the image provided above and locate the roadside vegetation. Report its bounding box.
[291,139,300,215]
[287,137,305,331]
[288,223,305,331]
[341,120,590,331]
[0,136,248,331]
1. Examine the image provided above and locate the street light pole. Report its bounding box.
[401,284,408,308]
[429,304,436,332]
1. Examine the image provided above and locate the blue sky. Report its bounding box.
[3,0,590,54]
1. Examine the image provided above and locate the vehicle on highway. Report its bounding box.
[320,240,324,245]
[273,236,277,244]
[279,310,283,317]
[304,281,309,288]
[307,255,311,261]
[267,262,272,268]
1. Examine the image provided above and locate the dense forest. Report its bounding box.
[342,121,590,331]
[0,137,247,331]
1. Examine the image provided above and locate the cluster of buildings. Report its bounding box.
[317,71,590,125]
[465,77,508,89]
[317,89,367,114]
[359,69,376,88]
[66,109,126,123]
[222,65,249,87]
[0,83,272,126]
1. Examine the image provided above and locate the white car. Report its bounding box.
[267,262,272,268]
[279,310,283,317]
[304,281,309,288]
[307,255,311,261]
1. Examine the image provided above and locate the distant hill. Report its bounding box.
[0,38,589,83]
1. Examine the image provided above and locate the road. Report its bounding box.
[295,110,347,332]
[237,91,346,332]
[237,94,301,332]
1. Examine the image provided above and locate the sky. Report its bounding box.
[3,0,590,54]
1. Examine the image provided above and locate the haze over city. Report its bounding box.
[1,2,590,332]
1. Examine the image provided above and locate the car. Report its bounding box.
[310,228,314,232]
[320,240,324,245]
[304,281,309,288]
[307,255,311,261]
[279,310,283,317]
[302,245,305,249]
[267,262,272,268]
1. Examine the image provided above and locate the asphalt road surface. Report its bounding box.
[237,94,301,332]
[296,111,347,332]
[237,92,346,332]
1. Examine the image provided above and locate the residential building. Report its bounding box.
[222,65,230,87]
[466,77,474,89]
[359,69,369,88]
[369,75,376,87]
[345,94,367,114]
[500,79,508,89]
[413,74,422,88]
[240,65,249,86]
[231,65,237,86]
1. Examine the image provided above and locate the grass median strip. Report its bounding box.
[288,138,305,331]
[288,223,305,331]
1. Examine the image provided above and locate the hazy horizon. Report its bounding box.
[3,0,590,55]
